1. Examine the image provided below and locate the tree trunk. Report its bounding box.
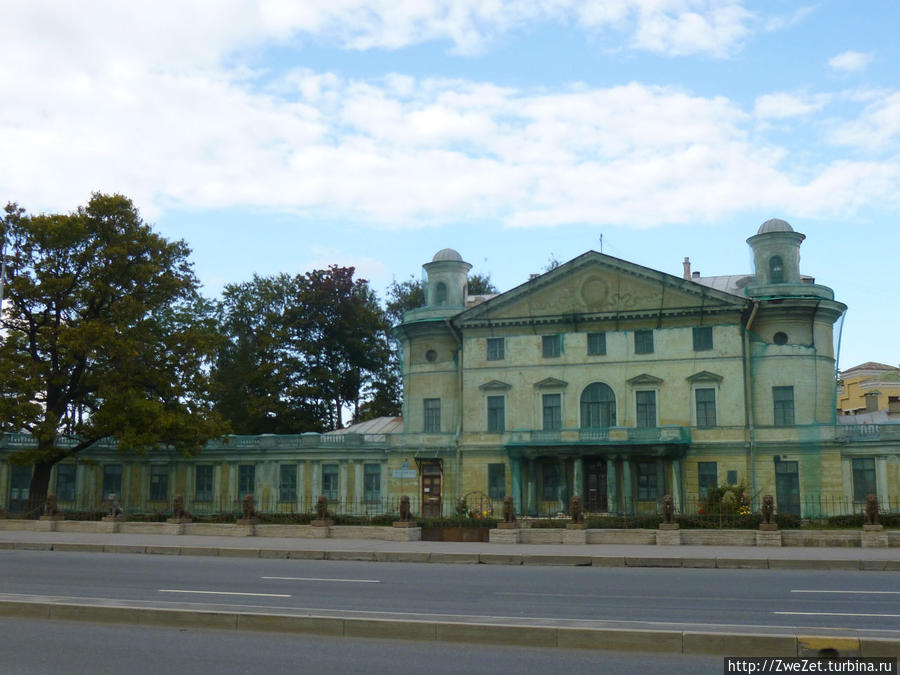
[27,461,54,518]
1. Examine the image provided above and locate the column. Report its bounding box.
[606,458,618,514]
[339,461,348,512]
[573,458,583,498]
[297,462,305,512]
[672,459,682,512]
[510,456,522,516]
[877,457,889,504]
[311,460,321,502]
[354,462,364,509]
[557,458,567,510]
[622,459,633,515]
[526,459,537,516]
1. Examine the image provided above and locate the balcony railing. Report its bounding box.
[508,426,690,446]
[836,423,900,441]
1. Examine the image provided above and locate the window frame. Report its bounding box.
[693,326,713,351]
[773,386,795,426]
[636,461,659,501]
[851,458,876,503]
[541,334,562,358]
[321,463,339,501]
[487,395,505,433]
[238,464,255,498]
[279,464,297,503]
[542,393,562,430]
[423,398,441,433]
[635,389,657,428]
[102,464,122,499]
[194,465,214,502]
[149,465,169,502]
[55,463,76,502]
[488,463,506,500]
[697,461,717,500]
[587,332,606,356]
[695,387,717,428]
[363,464,382,503]
[634,329,654,354]
[486,337,505,361]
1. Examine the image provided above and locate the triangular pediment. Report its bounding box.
[627,373,663,386]
[534,377,568,389]
[455,251,748,327]
[479,380,512,391]
[686,370,724,384]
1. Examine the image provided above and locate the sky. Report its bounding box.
[1,1,897,371]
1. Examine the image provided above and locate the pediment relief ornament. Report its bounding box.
[534,377,568,389]
[479,380,512,391]
[626,373,663,386]
[686,370,724,383]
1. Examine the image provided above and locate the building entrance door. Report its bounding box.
[421,461,442,517]
[584,459,608,512]
[775,459,801,517]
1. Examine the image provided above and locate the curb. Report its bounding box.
[0,599,896,657]
[2,541,897,571]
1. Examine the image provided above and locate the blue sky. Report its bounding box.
[1,1,897,370]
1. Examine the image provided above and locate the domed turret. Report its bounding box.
[432,248,463,262]
[746,218,805,287]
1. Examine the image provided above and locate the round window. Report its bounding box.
[773,332,788,345]
[425,349,438,362]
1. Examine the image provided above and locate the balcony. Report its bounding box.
[506,426,690,446]
[836,423,900,442]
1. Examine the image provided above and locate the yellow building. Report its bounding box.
[394,219,854,518]
[837,362,900,416]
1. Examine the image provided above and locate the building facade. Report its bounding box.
[2,219,899,517]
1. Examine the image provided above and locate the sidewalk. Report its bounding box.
[2,528,899,568]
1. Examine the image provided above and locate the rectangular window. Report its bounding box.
[102,464,122,499]
[487,395,505,433]
[488,463,506,500]
[486,337,505,361]
[321,463,339,500]
[852,458,876,503]
[636,461,659,501]
[693,326,713,351]
[634,329,653,354]
[541,462,560,501]
[773,386,795,426]
[635,390,656,428]
[55,464,76,502]
[423,398,441,432]
[864,393,879,413]
[238,464,255,498]
[279,464,297,503]
[542,393,562,430]
[10,465,31,502]
[149,465,168,502]
[363,464,381,502]
[587,332,606,356]
[195,466,213,502]
[727,470,738,486]
[697,461,717,500]
[542,334,562,358]
[695,388,717,427]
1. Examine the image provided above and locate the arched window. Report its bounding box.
[769,256,784,283]
[435,282,448,305]
[580,383,616,428]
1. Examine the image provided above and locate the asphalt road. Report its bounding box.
[2,549,898,634]
[1,617,725,675]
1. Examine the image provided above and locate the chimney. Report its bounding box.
[692,271,700,279]
[683,257,691,280]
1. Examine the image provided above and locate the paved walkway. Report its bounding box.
[2,528,899,567]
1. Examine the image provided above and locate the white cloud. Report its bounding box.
[754,92,828,119]
[828,51,873,73]
[0,2,898,231]
[827,92,900,152]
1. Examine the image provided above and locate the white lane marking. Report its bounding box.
[791,590,900,595]
[261,577,381,583]
[159,589,291,598]
[776,611,900,618]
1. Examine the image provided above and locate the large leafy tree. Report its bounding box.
[0,194,224,514]
[213,266,390,432]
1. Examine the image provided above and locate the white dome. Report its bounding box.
[757,218,793,234]
[432,248,463,262]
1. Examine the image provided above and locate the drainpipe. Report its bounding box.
[444,318,464,505]
[743,301,760,498]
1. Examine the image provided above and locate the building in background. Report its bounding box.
[4,219,899,518]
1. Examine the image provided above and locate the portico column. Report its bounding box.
[354,462,363,508]
[573,458,583,499]
[527,459,537,516]
[297,462,305,512]
[672,459,682,512]
[557,458,567,510]
[510,456,522,516]
[877,457,889,503]
[622,459,633,515]
[339,461,348,512]
[311,460,321,502]
[606,458,618,514]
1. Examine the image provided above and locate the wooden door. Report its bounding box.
[421,462,442,517]
[584,460,607,512]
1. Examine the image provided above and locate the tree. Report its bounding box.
[213,266,390,432]
[0,194,224,515]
